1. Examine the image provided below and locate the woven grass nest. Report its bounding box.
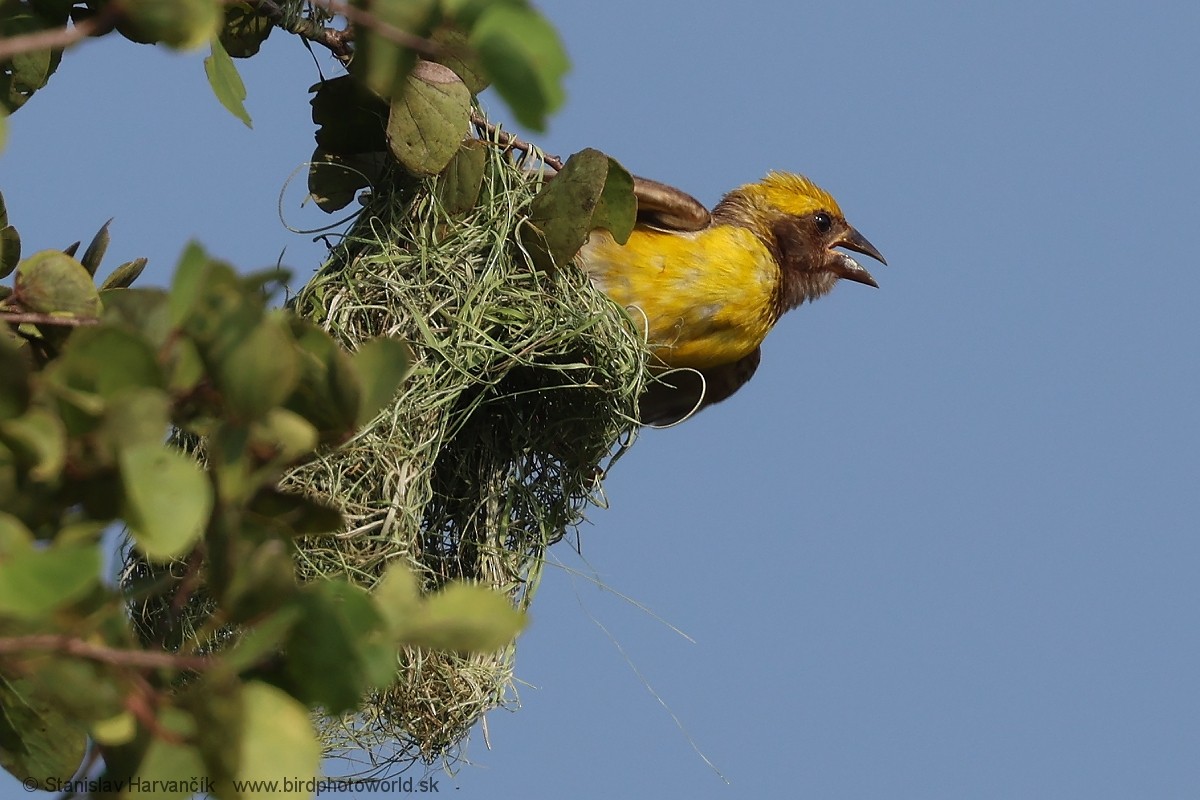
[279,134,650,765]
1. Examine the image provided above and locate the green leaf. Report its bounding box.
[0,511,33,558]
[167,242,214,325]
[429,25,489,94]
[526,148,637,267]
[91,711,137,747]
[351,0,437,100]
[245,488,342,538]
[119,0,223,50]
[593,159,637,244]
[214,315,299,420]
[351,337,412,426]
[0,224,19,280]
[178,670,243,796]
[399,582,526,652]
[13,250,101,317]
[0,407,66,481]
[79,219,111,277]
[285,581,393,713]
[0,337,31,420]
[307,148,385,213]
[169,244,263,363]
[131,707,207,800]
[437,138,488,214]
[237,682,320,798]
[0,675,87,789]
[219,1,272,58]
[371,561,421,635]
[100,388,171,454]
[471,4,569,131]
[98,287,170,344]
[222,540,299,621]
[0,8,63,112]
[0,543,100,619]
[387,61,472,177]
[17,656,124,722]
[285,319,362,438]
[119,443,213,562]
[49,326,164,398]
[252,407,318,466]
[225,605,302,672]
[100,257,148,290]
[204,38,252,128]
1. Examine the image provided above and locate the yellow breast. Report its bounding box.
[579,225,779,368]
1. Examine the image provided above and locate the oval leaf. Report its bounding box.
[119,443,213,561]
[215,315,299,420]
[0,676,88,789]
[13,250,101,317]
[386,61,471,177]
[0,224,19,280]
[237,682,320,798]
[219,2,272,58]
[437,139,488,214]
[120,0,223,50]
[204,39,252,128]
[471,5,569,131]
[352,337,412,426]
[526,149,636,267]
[0,543,101,619]
[399,582,527,652]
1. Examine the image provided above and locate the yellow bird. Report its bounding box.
[579,171,886,424]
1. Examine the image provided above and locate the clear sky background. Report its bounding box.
[3,1,1199,798]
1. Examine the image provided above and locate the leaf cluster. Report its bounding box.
[0,201,526,795]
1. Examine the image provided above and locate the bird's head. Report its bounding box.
[713,171,886,312]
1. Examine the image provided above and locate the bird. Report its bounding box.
[578,171,886,425]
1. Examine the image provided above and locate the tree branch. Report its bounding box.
[0,311,100,327]
[471,111,565,171]
[307,0,441,58]
[250,0,354,63]
[0,634,212,672]
[0,7,119,62]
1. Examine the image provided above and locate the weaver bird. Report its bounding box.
[579,171,886,425]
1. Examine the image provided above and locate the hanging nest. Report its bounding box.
[282,134,649,764]
[122,129,651,770]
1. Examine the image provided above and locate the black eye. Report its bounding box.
[813,212,832,233]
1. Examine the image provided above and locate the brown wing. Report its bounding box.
[638,347,762,426]
[631,176,711,232]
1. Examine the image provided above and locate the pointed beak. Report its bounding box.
[840,226,887,266]
[832,225,886,287]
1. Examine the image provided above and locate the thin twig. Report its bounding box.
[0,311,100,327]
[0,634,212,672]
[308,0,442,58]
[0,7,119,62]
[470,111,565,171]
[125,675,187,745]
[250,0,354,63]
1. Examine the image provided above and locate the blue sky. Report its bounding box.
[3,1,1199,798]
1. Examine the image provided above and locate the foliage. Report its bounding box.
[0,0,570,131]
[0,0,643,794]
[0,212,526,793]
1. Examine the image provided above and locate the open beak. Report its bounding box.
[832,225,886,287]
